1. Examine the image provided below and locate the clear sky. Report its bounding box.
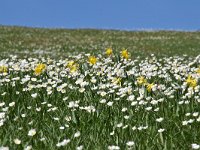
[0,0,200,30]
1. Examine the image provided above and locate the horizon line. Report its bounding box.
[0,24,200,32]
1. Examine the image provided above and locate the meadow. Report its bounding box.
[0,26,200,150]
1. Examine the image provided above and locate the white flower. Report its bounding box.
[182,121,188,126]
[1,107,8,112]
[100,91,107,97]
[124,115,130,119]
[0,102,5,107]
[188,119,194,124]
[132,126,137,131]
[197,117,200,122]
[21,114,26,118]
[131,101,137,106]
[145,106,152,111]
[14,138,21,145]
[36,107,41,112]
[53,117,59,121]
[107,101,113,106]
[68,101,79,108]
[28,129,36,136]
[24,145,32,150]
[0,112,5,119]
[100,99,106,103]
[59,126,65,130]
[123,125,128,129]
[158,128,165,133]
[0,147,9,150]
[127,95,135,101]
[122,108,127,112]
[79,88,85,93]
[110,131,115,135]
[156,117,164,122]
[74,131,81,138]
[126,141,135,147]
[31,93,37,98]
[108,145,120,150]
[192,144,200,149]
[40,138,45,141]
[9,102,15,107]
[76,145,84,150]
[56,139,70,147]
[185,113,191,116]
[193,112,199,117]
[116,123,123,128]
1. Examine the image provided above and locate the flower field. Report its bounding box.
[0,48,200,150]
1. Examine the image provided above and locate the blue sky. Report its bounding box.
[0,0,200,30]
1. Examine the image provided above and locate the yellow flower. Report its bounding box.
[88,56,97,65]
[66,61,79,73]
[105,48,113,56]
[137,76,147,85]
[186,75,197,88]
[196,67,200,74]
[112,77,122,86]
[67,60,75,68]
[34,63,46,75]
[146,83,154,92]
[121,49,130,59]
[0,66,8,73]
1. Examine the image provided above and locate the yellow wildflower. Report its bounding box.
[88,56,97,65]
[137,76,147,85]
[67,61,79,73]
[0,66,8,73]
[34,63,46,75]
[105,48,113,56]
[121,49,129,59]
[146,83,154,92]
[67,60,75,68]
[186,75,197,88]
[112,77,122,86]
[196,67,200,74]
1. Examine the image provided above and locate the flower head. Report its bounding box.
[34,63,46,75]
[112,77,122,86]
[137,76,147,85]
[105,48,113,56]
[28,129,36,136]
[88,56,97,65]
[121,49,129,59]
[67,60,79,73]
[0,66,8,73]
[186,75,197,88]
[13,139,21,145]
[146,83,154,92]
[196,67,200,74]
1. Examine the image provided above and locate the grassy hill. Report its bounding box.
[0,25,200,57]
[1,26,200,149]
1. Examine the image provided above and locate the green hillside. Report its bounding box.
[1,26,200,149]
[0,25,200,57]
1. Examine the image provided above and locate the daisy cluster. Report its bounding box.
[0,49,200,149]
